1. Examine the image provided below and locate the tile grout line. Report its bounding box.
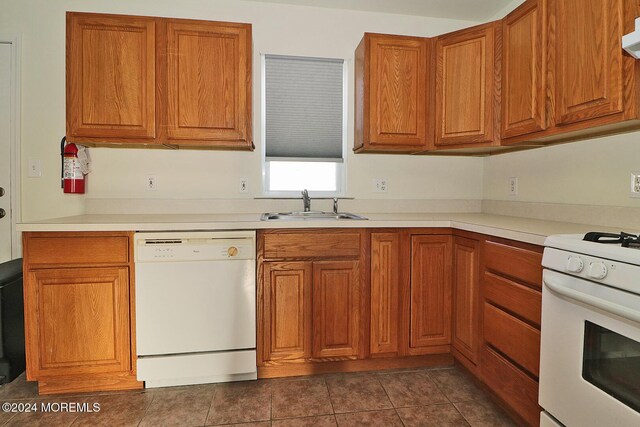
[203,384,217,427]
[322,375,338,425]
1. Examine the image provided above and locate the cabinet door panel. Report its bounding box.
[29,267,131,376]
[435,24,496,146]
[502,0,546,138]
[410,235,452,349]
[370,233,400,355]
[263,262,311,361]
[167,21,251,145]
[312,261,359,358]
[369,35,429,148]
[67,13,156,139]
[555,0,623,125]
[452,237,479,363]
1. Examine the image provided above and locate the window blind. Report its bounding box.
[265,55,344,159]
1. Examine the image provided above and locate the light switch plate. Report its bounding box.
[28,159,42,177]
[630,172,640,198]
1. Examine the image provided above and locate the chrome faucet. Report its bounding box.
[301,189,311,212]
[333,197,339,214]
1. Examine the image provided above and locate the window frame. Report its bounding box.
[261,53,348,198]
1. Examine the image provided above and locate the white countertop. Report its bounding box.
[17,212,624,246]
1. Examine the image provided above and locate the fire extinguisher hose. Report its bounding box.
[60,136,66,189]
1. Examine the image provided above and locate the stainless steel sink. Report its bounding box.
[261,211,368,221]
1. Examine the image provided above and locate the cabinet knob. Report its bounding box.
[0,208,5,219]
[0,187,4,197]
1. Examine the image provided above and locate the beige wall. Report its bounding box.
[483,130,640,207]
[1,0,486,220]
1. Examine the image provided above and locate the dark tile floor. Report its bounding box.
[0,366,515,426]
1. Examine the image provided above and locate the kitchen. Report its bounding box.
[1,0,640,425]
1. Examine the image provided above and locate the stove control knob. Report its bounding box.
[566,256,584,273]
[587,262,608,280]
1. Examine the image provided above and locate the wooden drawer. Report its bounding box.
[483,240,542,288]
[481,346,540,427]
[483,272,541,326]
[483,303,540,377]
[262,231,362,260]
[25,234,130,266]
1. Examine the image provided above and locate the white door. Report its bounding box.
[0,42,13,263]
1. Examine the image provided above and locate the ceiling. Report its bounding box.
[244,0,517,22]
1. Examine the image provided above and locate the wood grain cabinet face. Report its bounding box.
[312,261,360,358]
[66,13,156,140]
[28,267,131,377]
[410,235,452,349]
[166,21,252,147]
[435,24,497,146]
[263,262,312,362]
[452,237,479,364]
[355,34,429,152]
[501,0,547,138]
[370,233,400,356]
[554,0,624,125]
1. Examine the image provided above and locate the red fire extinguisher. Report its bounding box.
[61,137,86,194]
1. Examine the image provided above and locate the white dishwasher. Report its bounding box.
[134,231,256,388]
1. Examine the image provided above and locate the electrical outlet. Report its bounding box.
[28,159,42,177]
[146,175,157,191]
[630,172,640,198]
[239,178,248,193]
[373,178,387,193]
[508,177,518,196]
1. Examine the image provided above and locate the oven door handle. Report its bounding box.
[544,272,640,324]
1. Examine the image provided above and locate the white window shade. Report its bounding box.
[265,55,344,159]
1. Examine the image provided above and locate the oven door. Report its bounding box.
[540,269,640,427]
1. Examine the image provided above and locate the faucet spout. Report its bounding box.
[301,189,311,212]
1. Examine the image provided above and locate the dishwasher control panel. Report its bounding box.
[135,231,256,262]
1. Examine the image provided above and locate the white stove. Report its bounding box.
[540,232,640,427]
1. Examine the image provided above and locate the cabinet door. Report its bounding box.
[26,267,131,377]
[435,23,497,146]
[554,0,623,125]
[502,0,547,138]
[370,232,400,355]
[66,13,156,140]
[262,262,312,362]
[452,237,480,363]
[410,235,452,350]
[166,21,252,147]
[364,34,429,150]
[312,261,360,358]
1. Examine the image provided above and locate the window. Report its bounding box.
[263,54,346,195]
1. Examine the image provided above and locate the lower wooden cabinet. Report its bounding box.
[409,235,452,352]
[452,236,480,366]
[261,260,360,363]
[22,232,142,395]
[262,262,312,362]
[479,237,543,427]
[370,232,401,356]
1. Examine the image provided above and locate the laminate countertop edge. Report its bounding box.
[17,213,628,246]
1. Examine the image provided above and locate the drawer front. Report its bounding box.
[481,346,540,427]
[26,235,130,266]
[483,240,542,288]
[483,303,540,377]
[483,272,541,326]
[263,231,362,259]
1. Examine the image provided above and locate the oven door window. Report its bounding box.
[583,321,640,412]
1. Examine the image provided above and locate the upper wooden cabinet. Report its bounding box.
[66,13,157,141]
[66,12,253,149]
[553,0,624,126]
[501,0,547,138]
[434,22,500,147]
[165,20,252,147]
[354,33,430,153]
